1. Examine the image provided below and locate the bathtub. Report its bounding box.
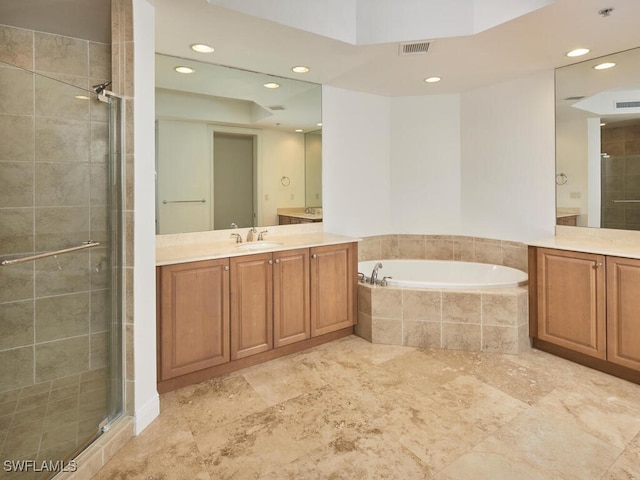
[358,259,528,289]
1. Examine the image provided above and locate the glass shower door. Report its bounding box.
[0,58,123,478]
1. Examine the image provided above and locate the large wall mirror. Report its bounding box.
[556,46,640,230]
[155,54,322,234]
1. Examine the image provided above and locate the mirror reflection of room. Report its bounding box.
[555,46,640,230]
[155,54,322,234]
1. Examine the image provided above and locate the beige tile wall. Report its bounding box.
[357,234,530,355]
[357,283,530,355]
[358,234,529,273]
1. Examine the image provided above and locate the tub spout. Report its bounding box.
[370,262,383,285]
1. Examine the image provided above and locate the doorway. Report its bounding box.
[213,132,256,229]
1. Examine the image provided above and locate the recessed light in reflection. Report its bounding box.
[74,95,90,100]
[593,62,615,70]
[295,129,303,132]
[317,123,322,126]
[566,48,590,57]
[175,66,195,74]
[424,76,441,83]
[600,122,606,126]
[190,43,214,53]
[264,82,280,89]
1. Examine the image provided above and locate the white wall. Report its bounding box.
[389,94,462,234]
[322,86,392,237]
[260,129,306,226]
[556,112,590,222]
[460,71,556,242]
[132,0,159,434]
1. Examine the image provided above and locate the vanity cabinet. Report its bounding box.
[310,243,357,336]
[534,248,606,359]
[273,248,311,347]
[230,248,311,358]
[606,256,640,371]
[157,241,358,392]
[278,215,322,225]
[230,253,273,360]
[529,247,640,381]
[158,258,230,381]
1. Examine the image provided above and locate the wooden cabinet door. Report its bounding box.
[537,248,606,359]
[230,253,273,359]
[273,248,310,347]
[607,256,640,370]
[158,259,230,381]
[310,243,357,336]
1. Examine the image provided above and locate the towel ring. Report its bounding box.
[555,173,568,185]
[281,176,290,186]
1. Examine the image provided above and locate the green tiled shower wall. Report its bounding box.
[0,23,114,466]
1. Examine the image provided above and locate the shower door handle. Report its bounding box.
[1,241,101,266]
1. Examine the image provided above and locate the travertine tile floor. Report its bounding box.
[95,336,640,479]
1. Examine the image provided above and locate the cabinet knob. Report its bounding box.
[224,265,230,271]
[268,260,273,265]
[311,254,318,259]
[595,262,603,268]
[274,259,280,264]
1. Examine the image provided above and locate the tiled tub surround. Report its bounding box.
[356,235,530,354]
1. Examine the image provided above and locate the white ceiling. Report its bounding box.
[153,0,640,96]
[2,0,640,96]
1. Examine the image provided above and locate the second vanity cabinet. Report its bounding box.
[157,242,357,392]
[530,247,640,380]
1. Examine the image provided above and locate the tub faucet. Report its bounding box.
[370,262,383,285]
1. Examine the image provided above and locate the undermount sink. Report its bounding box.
[235,241,284,251]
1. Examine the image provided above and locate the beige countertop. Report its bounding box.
[156,224,359,266]
[279,212,323,221]
[277,208,323,221]
[529,226,640,260]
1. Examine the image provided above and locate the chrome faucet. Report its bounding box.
[230,233,242,243]
[258,230,268,241]
[246,227,257,242]
[370,262,383,285]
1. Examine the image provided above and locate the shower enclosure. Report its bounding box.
[0,34,124,478]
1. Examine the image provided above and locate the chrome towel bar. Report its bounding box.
[162,199,206,204]
[612,200,640,203]
[1,241,101,266]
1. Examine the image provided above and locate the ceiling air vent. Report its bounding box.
[616,101,640,109]
[267,105,286,111]
[399,41,430,56]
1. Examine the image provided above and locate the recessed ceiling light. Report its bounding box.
[190,43,214,53]
[593,62,615,70]
[317,122,323,127]
[264,82,280,89]
[175,66,195,74]
[566,48,590,57]
[295,129,304,133]
[74,95,90,100]
[600,122,606,126]
[424,76,441,83]
[292,66,310,73]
